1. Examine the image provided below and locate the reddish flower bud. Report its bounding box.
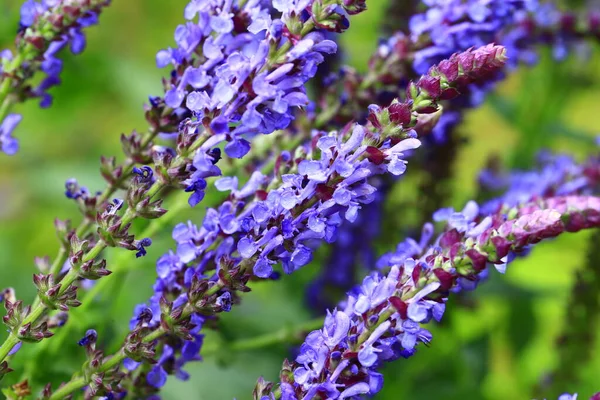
[388,102,412,125]
[417,76,442,98]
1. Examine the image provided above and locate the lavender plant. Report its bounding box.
[0,0,599,399]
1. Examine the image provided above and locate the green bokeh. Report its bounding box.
[1,1,599,399]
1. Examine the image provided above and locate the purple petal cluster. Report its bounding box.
[479,149,600,215]
[17,0,101,108]
[263,195,600,399]
[155,0,347,158]
[131,125,421,386]
[148,0,366,208]
[380,149,600,282]
[183,126,419,279]
[0,114,22,156]
[410,0,538,73]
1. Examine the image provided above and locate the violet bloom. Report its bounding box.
[18,1,103,107]
[132,116,419,391]
[0,114,22,155]
[479,149,600,215]
[150,0,362,206]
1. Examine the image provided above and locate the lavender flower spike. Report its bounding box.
[0,0,111,155]
[148,0,369,207]
[259,195,600,399]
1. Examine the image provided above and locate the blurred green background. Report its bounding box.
[1,1,599,399]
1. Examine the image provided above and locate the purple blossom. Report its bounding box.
[0,114,22,155]
[479,149,600,215]
[149,0,362,206]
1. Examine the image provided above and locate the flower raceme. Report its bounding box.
[0,0,110,155]
[263,145,600,398]
[308,143,600,311]
[258,195,600,399]
[143,0,374,209]
[311,0,600,141]
[108,44,510,396]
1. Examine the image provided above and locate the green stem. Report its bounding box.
[0,53,24,124]
[205,317,324,355]
[49,377,85,400]
[0,334,20,364]
[48,248,68,278]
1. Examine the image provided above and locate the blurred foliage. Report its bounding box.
[0,1,599,399]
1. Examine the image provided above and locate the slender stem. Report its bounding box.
[49,376,85,400]
[0,53,24,123]
[0,334,20,364]
[48,248,68,278]
[142,327,168,344]
[204,317,325,355]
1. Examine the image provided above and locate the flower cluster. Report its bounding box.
[259,194,600,399]
[115,44,509,395]
[0,0,110,155]
[379,146,600,283]
[0,0,372,377]
[140,0,376,210]
[306,178,389,312]
[479,149,600,214]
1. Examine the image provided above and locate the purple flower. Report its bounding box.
[128,37,507,397]
[479,149,599,214]
[135,238,153,258]
[0,114,22,155]
[77,329,98,347]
